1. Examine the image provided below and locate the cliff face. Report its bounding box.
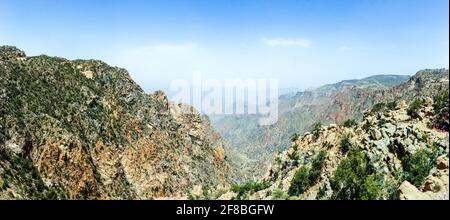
[0,46,229,199]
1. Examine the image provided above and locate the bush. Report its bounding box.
[371,102,386,113]
[360,175,382,200]
[330,148,381,200]
[231,181,270,200]
[287,151,328,197]
[271,189,289,200]
[407,99,424,119]
[290,133,300,142]
[402,149,434,187]
[288,151,300,166]
[433,91,449,115]
[311,122,322,134]
[288,166,310,196]
[339,134,352,154]
[316,185,327,200]
[385,177,402,200]
[341,119,358,128]
[309,151,327,184]
[387,101,397,110]
[433,91,449,131]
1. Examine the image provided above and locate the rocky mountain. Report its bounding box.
[0,46,230,199]
[211,69,448,181]
[0,45,448,200]
[210,74,412,179]
[222,95,449,200]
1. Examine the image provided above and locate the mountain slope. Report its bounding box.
[211,74,412,179]
[0,46,229,199]
[211,69,448,181]
[226,96,449,200]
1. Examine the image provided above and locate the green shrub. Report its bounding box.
[309,151,327,184]
[330,148,381,200]
[316,185,327,200]
[231,181,270,200]
[433,91,449,131]
[202,186,211,200]
[311,122,322,134]
[271,189,289,200]
[288,166,310,196]
[360,175,382,200]
[290,133,300,142]
[339,134,352,154]
[385,177,402,200]
[407,99,424,119]
[287,151,328,197]
[288,151,300,166]
[402,149,434,187]
[387,101,397,110]
[371,102,386,113]
[433,91,449,115]
[341,119,358,128]
[187,192,200,200]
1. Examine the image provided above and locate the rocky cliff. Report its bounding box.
[224,96,449,200]
[0,46,229,199]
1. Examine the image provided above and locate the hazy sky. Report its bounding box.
[0,0,448,92]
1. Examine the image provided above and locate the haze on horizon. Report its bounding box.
[0,0,448,93]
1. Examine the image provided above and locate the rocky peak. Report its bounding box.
[413,69,449,81]
[0,46,26,61]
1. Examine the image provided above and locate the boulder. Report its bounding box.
[371,129,382,140]
[399,181,431,200]
[383,123,396,136]
[437,156,449,170]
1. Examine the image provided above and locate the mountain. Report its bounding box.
[1,45,448,200]
[210,73,414,179]
[0,46,230,199]
[222,96,449,200]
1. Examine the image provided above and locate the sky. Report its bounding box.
[0,0,448,93]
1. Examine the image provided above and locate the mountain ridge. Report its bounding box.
[0,46,230,199]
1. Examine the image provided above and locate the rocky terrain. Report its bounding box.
[222,95,449,200]
[0,46,230,199]
[211,69,448,180]
[0,45,448,200]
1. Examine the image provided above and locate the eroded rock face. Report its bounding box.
[0,46,229,199]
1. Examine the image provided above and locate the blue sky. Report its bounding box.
[0,0,448,92]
